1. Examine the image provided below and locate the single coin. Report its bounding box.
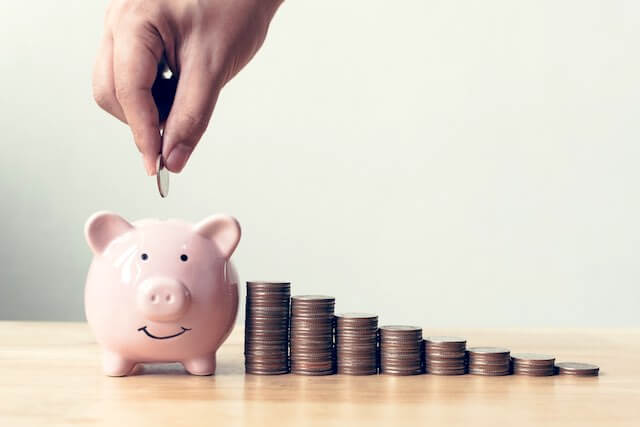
[511,353,555,363]
[247,281,291,287]
[424,336,466,345]
[468,347,510,356]
[380,325,422,332]
[156,154,169,198]
[336,313,378,319]
[292,295,335,302]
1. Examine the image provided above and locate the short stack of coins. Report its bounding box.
[424,336,467,375]
[511,353,555,376]
[290,295,336,375]
[244,281,291,375]
[556,362,599,377]
[379,325,423,376]
[335,313,378,375]
[468,347,511,376]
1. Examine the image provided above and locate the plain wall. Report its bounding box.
[1,1,639,326]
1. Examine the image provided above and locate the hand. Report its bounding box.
[92,0,283,175]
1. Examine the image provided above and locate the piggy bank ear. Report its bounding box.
[85,211,134,255]
[194,215,241,259]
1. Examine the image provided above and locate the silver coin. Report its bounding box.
[156,155,169,198]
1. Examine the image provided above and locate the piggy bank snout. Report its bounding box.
[137,278,191,322]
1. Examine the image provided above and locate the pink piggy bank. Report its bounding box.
[84,211,241,376]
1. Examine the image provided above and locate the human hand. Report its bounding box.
[92,0,283,175]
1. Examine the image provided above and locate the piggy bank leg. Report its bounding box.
[183,354,216,376]
[102,351,135,377]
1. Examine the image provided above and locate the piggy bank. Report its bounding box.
[84,212,241,376]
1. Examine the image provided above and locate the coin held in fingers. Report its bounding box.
[156,155,170,198]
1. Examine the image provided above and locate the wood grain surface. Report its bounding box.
[0,322,638,426]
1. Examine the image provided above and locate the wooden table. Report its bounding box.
[0,322,638,426]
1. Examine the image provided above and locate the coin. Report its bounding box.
[556,362,599,376]
[292,295,335,302]
[379,325,422,333]
[511,353,555,364]
[468,347,510,356]
[424,336,467,345]
[156,154,169,198]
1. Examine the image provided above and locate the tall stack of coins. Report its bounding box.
[335,313,378,375]
[511,353,555,376]
[244,281,291,375]
[556,362,599,376]
[379,325,423,376]
[468,347,511,376]
[424,336,467,375]
[290,295,336,375]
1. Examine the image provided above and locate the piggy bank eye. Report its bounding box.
[180,254,188,262]
[141,253,149,261]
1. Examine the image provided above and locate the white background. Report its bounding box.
[1,1,638,326]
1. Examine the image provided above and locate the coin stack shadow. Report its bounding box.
[511,353,555,376]
[335,313,379,375]
[379,325,423,376]
[290,295,336,375]
[468,347,512,376]
[424,336,467,375]
[244,281,291,375]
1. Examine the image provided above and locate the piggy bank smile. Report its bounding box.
[137,326,192,340]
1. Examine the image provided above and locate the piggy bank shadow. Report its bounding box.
[128,359,244,376]
[129,363,190,376]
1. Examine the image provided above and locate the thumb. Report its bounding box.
[113,25,164,176]
[162,57,224,173]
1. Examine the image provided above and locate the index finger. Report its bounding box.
[113,25,164,176]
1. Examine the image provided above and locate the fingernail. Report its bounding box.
[166,144,193,173]
[143,155,156,176]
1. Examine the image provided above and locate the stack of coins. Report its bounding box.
[335,313,378,375]
[556,362,599,377]
[379,325,423,376]
[511,353,555,376]
[244,281,291,375]
[424,336,467,375]
[290,295,336,375]
[468,347,511,376]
